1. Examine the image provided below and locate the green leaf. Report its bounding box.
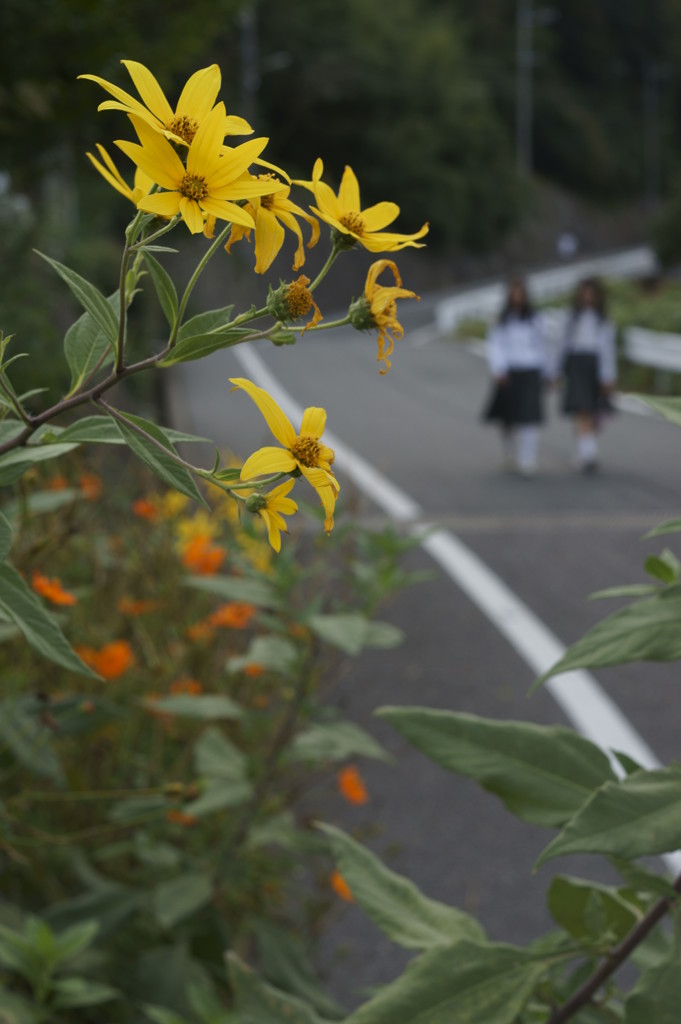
[185,573,281,609]
[547,876,639,945]
[37,252,119,346]
[0,565,97,677]
[153,873,212,929]
[624,952,681,1023]
[0,443,79,487]
[0,700,62,784]
[318,824,485,950]
[644,554,678,585]
[227,635,298,677]
[63,292,118,394]
[178,305,234,340]
[255,921,346,1020]
[538,589,681,682]
[56,415,210,446]
[51,977,119,1009]
[289,721,391,764]
[111,410,205,505]
[143,252,178,328]
[0,511,12,562]
[0,987,36,1024]
[343,941,548,1024]
[183,779,253,816]
[646,516,681,539]
[536,766,681,866]
[194,726,247,779]
[142,1006,190,1024]
[143,694,243,720]
[53,920,99,964]
[45,885,144,938]
[227,954,332,1024]
[2,488,80,519]
[159,326,254,366]
[0,924,34,979]
[378,707,616,828]
[307,613,403,655]
[589,584,658,600]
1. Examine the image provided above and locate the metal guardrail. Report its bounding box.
[623,327,681,373]
[435,246,658,333]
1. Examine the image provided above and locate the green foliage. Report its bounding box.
[378,708,616,827]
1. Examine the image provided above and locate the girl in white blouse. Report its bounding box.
[484,278,549,475]
[559,278,617,472]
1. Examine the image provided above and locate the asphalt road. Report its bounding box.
[171,287,681,1006]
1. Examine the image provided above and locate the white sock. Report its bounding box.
[517,426,539,470]
[578,433,598,464]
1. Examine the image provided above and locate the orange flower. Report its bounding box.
[244,663,265,678]
[337,765,369,806]
[117,597,160,616]
[32,571,78,607]
[180,535,226,575]
[170,677,203,695]
[166,809,198,827]
[330,870,354,902]
[133,497,159,521]
[185,619,215,642]
[46,475,68,491]
[80,472,102,499]
[208,601,256,629]
[75,641,135,680]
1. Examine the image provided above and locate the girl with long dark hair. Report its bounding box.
[483,278,549,475]
[559,277,617,472]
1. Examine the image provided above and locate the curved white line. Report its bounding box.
[234,343,681,873]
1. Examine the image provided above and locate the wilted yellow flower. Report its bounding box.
[300,159,428,252]
[86,144,154,205]
[225,176,320,273]
[357,259,419,374]
[116,105,286,234]
[267,276,323,333]
[79,61,252,146]
[230,378,338,533]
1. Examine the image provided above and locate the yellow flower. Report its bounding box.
[115,105,286,234]
[175,510,220,544]
[79,61,251,146]
[229,377,338,532]
[86,144,154,205]
[299,158,428,252]
[364,259,419,374]
[267,276,323,334]
[248,480,298,552]
[225,176,320,273]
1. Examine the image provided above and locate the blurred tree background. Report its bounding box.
[2,0,681,394]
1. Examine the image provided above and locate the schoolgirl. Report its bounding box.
[559,277,617,472]
[483,278,548,475]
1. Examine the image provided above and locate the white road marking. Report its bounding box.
[234,344,681,873]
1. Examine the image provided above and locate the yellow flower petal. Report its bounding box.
[300,407,327,439]
[176,64,221,122]
[137,191,181,218]
[241,446,297,479]
[259,509,283,552]
[200,197,256,229]
[187,102,226,178]
[121,60,174,124]
[79,74,151,120]
[179,196,204,234]
[338,165,361,213]
[230,378,297,447]
[361,202,401,232]
[225,114,254,136]
[210,138,270,189]
[254,206,286,273]
[86,145,132,201]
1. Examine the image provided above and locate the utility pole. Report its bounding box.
[516,0,533,175]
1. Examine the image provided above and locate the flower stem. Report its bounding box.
[308,243,341,292]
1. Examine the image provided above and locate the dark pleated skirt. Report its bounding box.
[562,352,613,415]
[483,368,543,426]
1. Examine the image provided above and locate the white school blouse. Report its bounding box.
[561,310,617,385]
[486,315,548,378]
